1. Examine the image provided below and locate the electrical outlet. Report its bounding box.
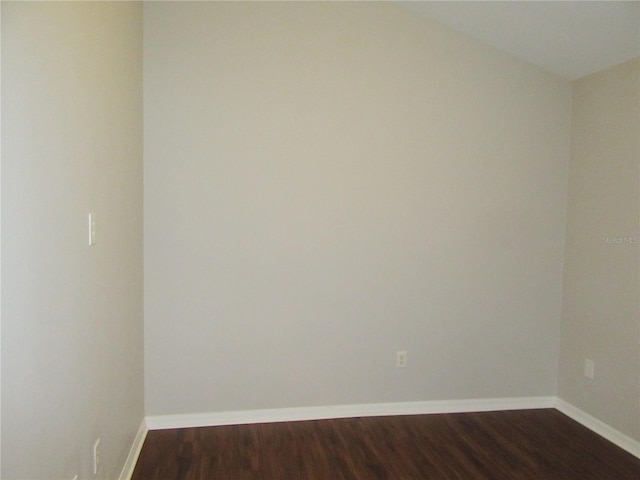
[93,438,101,475]
[584,359,595,379]
[397,351,407,368]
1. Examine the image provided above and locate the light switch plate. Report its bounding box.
[89,213,96,246]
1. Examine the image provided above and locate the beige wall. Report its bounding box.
[144,2,571,416]
[1,2,144,479]
[559,58,640,442]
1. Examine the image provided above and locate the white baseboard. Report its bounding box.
[555,398,640,459]
[145,396,556,430]
[118,418,149,480]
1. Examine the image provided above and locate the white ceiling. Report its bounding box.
[399,1,640,80]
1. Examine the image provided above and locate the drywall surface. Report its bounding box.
[1,2,144,478]
[559,58,640,442]
[144,2,571,415]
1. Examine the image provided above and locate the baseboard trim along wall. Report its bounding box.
[145,396,556,430]
[119,419,149,480]
[555,398,640,459]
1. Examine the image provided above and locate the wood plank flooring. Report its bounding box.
[131,409,640,480]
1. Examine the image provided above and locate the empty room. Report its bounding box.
[1,1,639,479]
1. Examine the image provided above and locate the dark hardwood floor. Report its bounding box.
[131,409,640,480]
